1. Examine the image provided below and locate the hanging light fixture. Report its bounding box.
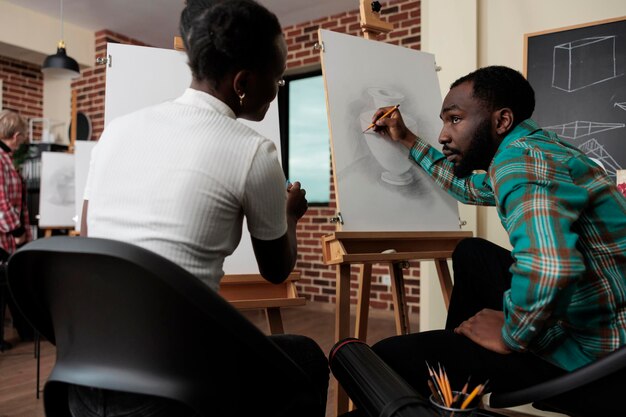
[42,0,80,79]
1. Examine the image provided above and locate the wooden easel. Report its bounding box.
[320,1,473,414]
[359,0,394,40]
[322,230,471,336]
[219,273,305,334]
[42,90,79,238]
[322,231,470,414]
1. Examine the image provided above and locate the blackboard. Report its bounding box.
[525,16,626,179]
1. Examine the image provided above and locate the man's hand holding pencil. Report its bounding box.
[369,105,419,150]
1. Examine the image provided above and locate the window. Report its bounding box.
[279,70,330,205]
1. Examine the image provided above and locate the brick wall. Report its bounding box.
[284,0,421,69]
[0,56,43,120]
[283,0,423,313]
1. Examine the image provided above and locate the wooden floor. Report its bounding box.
[0,302,548,417]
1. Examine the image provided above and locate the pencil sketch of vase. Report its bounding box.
[46,166,75,206]
[359,87,417,186]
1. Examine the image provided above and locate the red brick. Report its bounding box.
[303,57,320,66]
[295,50,311,59]
[286,28,303,38]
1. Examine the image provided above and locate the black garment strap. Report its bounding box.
[0,140,11,153]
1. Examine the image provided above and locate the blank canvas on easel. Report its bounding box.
[319,29,459,232]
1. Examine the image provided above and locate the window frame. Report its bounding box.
[278,67,330,207]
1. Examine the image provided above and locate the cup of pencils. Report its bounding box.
[426,362,486,416]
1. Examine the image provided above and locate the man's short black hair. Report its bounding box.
[179,0,282,84]
[451,66,535,128]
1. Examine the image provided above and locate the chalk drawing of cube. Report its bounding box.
[552,36,618,92]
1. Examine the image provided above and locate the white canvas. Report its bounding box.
[39,152,75,228]
[319,29,460,231]
[104,44,191,126]
[104,43,282,274]
[73,141,97,232]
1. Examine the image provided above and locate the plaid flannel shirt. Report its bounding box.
[0,142,31,255]
[409,119,626,371]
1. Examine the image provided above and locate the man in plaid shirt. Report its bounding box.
[367,67,626,408]
[0,110,33,344]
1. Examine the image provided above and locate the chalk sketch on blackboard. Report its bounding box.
[553,36,623,92]
[543,121,625,140]
[579,138,622,177]
[526,17,626,183]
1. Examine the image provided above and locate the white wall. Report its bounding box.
[42,77,72,144]
[420,0,479,331]
[422,0,478,98]
[422,0,479,235]
[0,0,94,67]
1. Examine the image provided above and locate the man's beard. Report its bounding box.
[453,119,495,178]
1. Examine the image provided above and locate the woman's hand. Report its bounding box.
[286,181,308,221]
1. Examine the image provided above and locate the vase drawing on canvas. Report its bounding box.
[359,87,418,186]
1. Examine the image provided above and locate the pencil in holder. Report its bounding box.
[429,391,478,417]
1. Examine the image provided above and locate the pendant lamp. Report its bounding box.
[42,0,80,79]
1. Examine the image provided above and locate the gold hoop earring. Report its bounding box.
[238,92,246,107]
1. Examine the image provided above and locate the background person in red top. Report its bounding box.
[0,109,33,345]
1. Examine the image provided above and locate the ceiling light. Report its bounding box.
[42,0,80,79]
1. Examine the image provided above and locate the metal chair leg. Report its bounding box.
[35,331,41,399]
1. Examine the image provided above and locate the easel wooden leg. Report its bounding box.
[335,263,351,416]
[335,263,351,341]
[435,258,453,310]
[389,262,410,335]
[265,307,284,335]
[355,263,372,341]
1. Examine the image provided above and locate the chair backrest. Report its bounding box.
[8,236,315,417]
[489,345,626,416]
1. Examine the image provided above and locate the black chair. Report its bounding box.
[489,345,626,416]
[7,236,317,417]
